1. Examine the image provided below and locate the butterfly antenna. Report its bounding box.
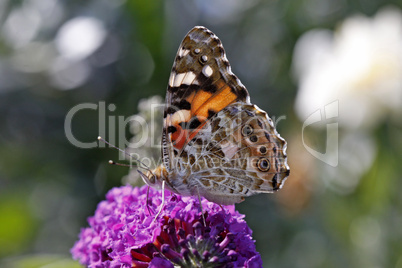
[98,136,152,172]
[108,160,132,167]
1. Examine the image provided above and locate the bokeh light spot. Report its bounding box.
[55,17,106,60]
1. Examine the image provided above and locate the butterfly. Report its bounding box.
[138,26,289,207]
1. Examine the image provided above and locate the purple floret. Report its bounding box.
[71,185,262,267]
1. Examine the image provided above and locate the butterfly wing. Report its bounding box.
[159,26,289,205]
[162,26,250,172]
[173,102,290,205]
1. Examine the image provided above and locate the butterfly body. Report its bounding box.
[140,26,289,205]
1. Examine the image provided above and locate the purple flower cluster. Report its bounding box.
[71,185,262,267]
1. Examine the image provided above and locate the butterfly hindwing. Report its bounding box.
[171,102,289,205]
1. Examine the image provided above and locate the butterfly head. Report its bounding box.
[137,165,167,190]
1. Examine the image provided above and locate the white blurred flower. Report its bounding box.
[123,95,164,185]
[293,6,402,129]
[55,16,106,61]
[324,132,376,193]
[50,16,106,90]
[2,5,41,48]
[49,57,91,90]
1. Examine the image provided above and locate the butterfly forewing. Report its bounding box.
[163,27,250,155]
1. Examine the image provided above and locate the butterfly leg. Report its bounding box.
[196,187,206,227]
[154,180,166,221]
[146,186,153,216]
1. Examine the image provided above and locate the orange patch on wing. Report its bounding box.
[171,124,187,150]
[167,110,191,151]
[171,122,209,151]
[194,81,237,119]
[189,91,212,115]
[171,81,237,151]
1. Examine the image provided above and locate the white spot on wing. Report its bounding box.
[236,77,245,88]
[173,73,186,87]
[178,47,190,57]
[169,72,175,87]
[222,53,229,62]
[167,110,191,125]
[182,71,197,85]
[202,65,213,77]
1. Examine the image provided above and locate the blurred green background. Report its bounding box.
[1,0,402,267]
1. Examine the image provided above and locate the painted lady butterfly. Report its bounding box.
[139,26,289,206]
